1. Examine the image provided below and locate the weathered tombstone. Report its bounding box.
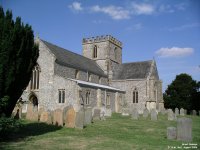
[53,109,63,126]
[121,108,129,116]
[105,109,112,117]
[131,108,139,120]
[151,109,157,121]
[143,108,149,119]
[93,108,101,120]
[26,104,38,121]
[40,111,52,124]
[13,107,22,119]
[167,127,177,140]
[175,108,179,116]
[184,109,187,115]
[100,107,106,121]
[84,107,92,125]
[75,109,84,129]
[192,110,197,116]
[168,109,175,121]
[180,108,185,116]
[161,109,167,115]
[177,118,192,142]
[65,107,76,128]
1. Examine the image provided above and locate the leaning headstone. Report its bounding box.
[168,109,175,121]
[167,127,177,140]
[84,108,92,125]
[131,108,139,120]
[151,109,157,121]
[53,109,63,126]
[143,108,149,119]
[192,110,197,116]
[122,108,129,116]
[40,111,52,124]
[93,108,101,120]
[175,108,179,116]
[75,109,84,129]
[65,107,76,128]
[180,108,185,116]
[177,118,192,142]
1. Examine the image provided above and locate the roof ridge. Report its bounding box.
[41,39,96,62]
[122,60,153,65]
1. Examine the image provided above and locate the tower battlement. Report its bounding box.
[82,35,122,47]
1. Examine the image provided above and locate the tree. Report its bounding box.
[163,73,200,111]
[0,7,39,117]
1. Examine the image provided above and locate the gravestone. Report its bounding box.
[192,110,196,116]
[100,107,106,121]
[184,109,187,115]
[131,108,139,120]
[84,108,92,125]
[122,108,129,116]
[65,107,76,128]
[168,109,175,121]
[93,108,101,120]
[180,108,185,116]
[167,127,177,140]
[26,104,38,121]
[105,109,112,117]
[75,109,84,129]
[177,118,192,142]
[143,108,149,119]
[53,109,63,126]
[40,111,52,124]
[175,108,179,116]
[151,109,157,121]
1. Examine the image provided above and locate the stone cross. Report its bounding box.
[177,118,192,142]
[151,109,157,121]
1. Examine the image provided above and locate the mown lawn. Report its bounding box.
[0,113,200,150]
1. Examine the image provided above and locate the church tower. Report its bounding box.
[82,35,122,81]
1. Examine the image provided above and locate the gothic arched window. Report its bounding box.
[133,88,138,103]
[93,45,97,58]
[114,47,117,60]
[30,65,40,90]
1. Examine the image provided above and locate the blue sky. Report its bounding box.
[1,0,200,91]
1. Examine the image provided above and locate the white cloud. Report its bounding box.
[91,5,130,20]
[69,2,83,11]
[156,47,194,57]
[131,3,155,15]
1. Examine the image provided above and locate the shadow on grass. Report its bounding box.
[0,122,62,142]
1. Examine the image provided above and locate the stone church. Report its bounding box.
[21,35,164,116]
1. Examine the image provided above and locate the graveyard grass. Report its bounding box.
[1,113,200,150]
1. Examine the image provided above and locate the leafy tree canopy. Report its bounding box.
[164,73,200,111]
[0,6,39,117]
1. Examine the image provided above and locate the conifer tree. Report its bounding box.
[0,7,39,117]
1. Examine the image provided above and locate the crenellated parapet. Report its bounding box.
[82,35,122,47]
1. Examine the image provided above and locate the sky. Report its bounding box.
[1,0,200,91]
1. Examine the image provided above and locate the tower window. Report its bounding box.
[114,47,117,60]
[58,89,65,103]
[133,88,138,103]
[93,45,97,58]
[30,65,40,90]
